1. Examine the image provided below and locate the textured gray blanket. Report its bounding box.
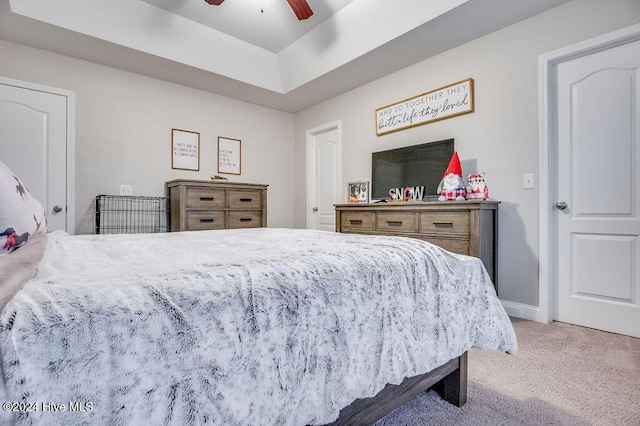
[0,228,516,425]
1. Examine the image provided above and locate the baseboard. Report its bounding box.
[500,300,540,322]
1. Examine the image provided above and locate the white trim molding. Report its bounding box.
[500,300,540,322]
[537,23,640,324]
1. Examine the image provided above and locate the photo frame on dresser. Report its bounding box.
[348,181,369,203]
[171,129,200,171]
[218,137,242,175]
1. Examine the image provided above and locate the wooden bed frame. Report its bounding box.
[325,352,468,425]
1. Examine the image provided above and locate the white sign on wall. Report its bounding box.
[218,136,242,175]
[375,78,474,136]
[171,128,200,171]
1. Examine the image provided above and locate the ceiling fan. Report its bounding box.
[204,0,314,20]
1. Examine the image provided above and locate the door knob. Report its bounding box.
[312,207,318,213]
[555,201,567,210]
[53,205,63,213]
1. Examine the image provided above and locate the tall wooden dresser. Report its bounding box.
[335,201,499,292]
[165,179,268,232]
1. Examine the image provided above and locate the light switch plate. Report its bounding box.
[523,173,535,189]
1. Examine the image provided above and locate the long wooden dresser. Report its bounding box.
[335,201,499,292]
[165,179,268,232]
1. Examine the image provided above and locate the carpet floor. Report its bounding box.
[376,318,640,425]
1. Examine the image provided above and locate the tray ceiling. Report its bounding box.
[1,0,570,112]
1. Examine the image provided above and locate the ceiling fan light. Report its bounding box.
[204,0,225,5]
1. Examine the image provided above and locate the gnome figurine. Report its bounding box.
[467,172,489,200]
[437,151,467,201]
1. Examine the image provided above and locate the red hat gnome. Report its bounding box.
[437,151,467,201]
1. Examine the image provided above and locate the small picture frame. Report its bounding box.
[171,129,200,171]
[348,181,369,204]
[218,136,242,175]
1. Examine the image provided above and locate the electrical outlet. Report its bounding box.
[119,185,133,196]
[523,173,535,189]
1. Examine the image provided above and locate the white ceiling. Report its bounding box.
[0,0,570,112]
[141,0,355,53]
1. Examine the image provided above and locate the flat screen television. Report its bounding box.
[371,139,454,201]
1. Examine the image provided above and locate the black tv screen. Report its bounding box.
[371,139,454,200]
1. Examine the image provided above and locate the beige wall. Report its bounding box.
[1,0,638,308]
[293,0,640,306]
[0,39,295,233]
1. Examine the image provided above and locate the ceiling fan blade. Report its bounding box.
[286,0,313,20]
[204,0,225,5]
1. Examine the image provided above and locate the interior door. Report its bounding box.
[0,79,70,232]
[554,38,640,337]
[306,121,342,232]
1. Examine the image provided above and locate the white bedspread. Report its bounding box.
[0,228,516,425]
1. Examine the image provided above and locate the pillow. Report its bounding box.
[0,160,48,256]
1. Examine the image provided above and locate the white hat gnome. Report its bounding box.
[437,151,467,201]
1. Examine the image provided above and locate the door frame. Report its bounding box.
[537,23,640,323]
[0,76,76,233]
[305,120,342,229]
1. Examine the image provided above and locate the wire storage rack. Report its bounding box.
[95,195,170,234]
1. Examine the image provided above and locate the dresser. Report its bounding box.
[335,201,499,292]
[165,179,268,232]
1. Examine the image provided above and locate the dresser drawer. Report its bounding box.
[420,236,470,256]
[419,211,470,235]
[376,212,417,233]
[186,187,225,209]
[228,210,262,228]
[341,212,374,231]
[186,211,225,230]
[228,190,262,209]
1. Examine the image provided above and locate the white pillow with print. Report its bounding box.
[0,160,48,255]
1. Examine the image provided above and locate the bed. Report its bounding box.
[0,227,517,425]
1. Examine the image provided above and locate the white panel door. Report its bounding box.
[555,39,640,337]
[0,81,69,232]
[306,121,342,232]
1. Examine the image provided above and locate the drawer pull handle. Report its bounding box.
[200,218,215,223]
[387,221,403,227]
[349,219,363,225]
[239,218,253,222]
[240,198,253,202]
[433,221,453,227]
[200,197,215,201]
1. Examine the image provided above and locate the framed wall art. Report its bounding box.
[348,181,369,204]
[218,136,242,175]
[171,128,200,171]
[375,78,474,136]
